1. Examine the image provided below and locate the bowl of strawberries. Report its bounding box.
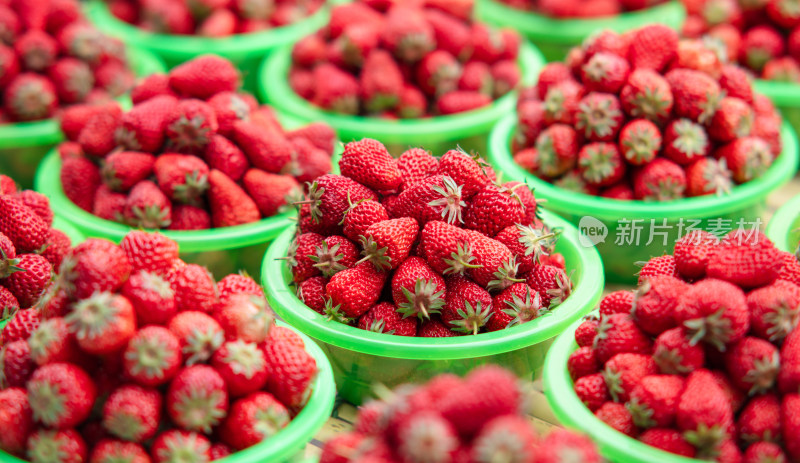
[34,54,339,278]
[0,0,165,189]
[543,228,800,463]
[261,138,604,405]
[488,25,800,283]
[475,0,686,61]
[767,194,800,253]
[0,230,336,463]
[85,0,331,90]
[258,0,543,157]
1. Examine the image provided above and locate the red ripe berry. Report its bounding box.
[632,158,687,201]
[675,278,750,350]
[627,374,685,429]
[620,69,673,124]
[27,362,96,429]
[574,372,611,412]
[167,365,229,433]
[600,290,634,316]
[89,440,151,463]
[27,317,81,366]
[357,302,418,336]
[27,429,87,463]
[150,430,211,463]
[568,346,599,380]
[724,337,780,395]
[575,317,600,347]
[123,180,172,229]
[578,142,626,187]
[741,25,786,71]
[595,402,637,437]
[211,339,269,397]
[706,229,782,289]
[638,428,696,458]
[0,340,35,388]
[66,291,136,355]
[594,313,653,364]
[747,280,800,343]
[575,93,624,142]
[171,263,218,313]
[340,138,402,191]
[219,392,290,450]
[535,124,580,178]
[542,80,583,126]
[582,52,630,94]
[123,326,182,387]
[168,311,225,365]
[2,253,52,308]
[168,55,240,99]
[263,339,317,409]
[633,275,688,336]
[628,24,679,72]
[102,385,161,443]
[716,136,774,184]
[603,352,658,403]
[674,230,719,279]
[619,119,662,166]
[0,387,33,456]
[686,157,734,197]
[215,294,273,344]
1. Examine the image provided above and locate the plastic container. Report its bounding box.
[262,209,604,405]
[86,0,331,91]
[767,193,800,253]
[33,143,341,279]
[754,79,800,142]
[544,318,699,463]
[0,47,165,189]
[0,321,336,463]
[258,42,545,156]
[487,114,800,283]
[475,0,686,61]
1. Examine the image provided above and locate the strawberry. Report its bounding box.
[600,290,634,316]
[494,224,555,275]
[675,278,749,350]
[667,68,724,124]
[311,63,360,114]
[198,8,237,36]
[61,156,101,212]
[441,275,493,335]
[217,273,263,302]
[748,280,800,343]
[619,69,673,124]
[633,158,687,200]
[204,134,249,183]
[436,90,492,115]
[2,309,40,344]
[707,230,782,289]
[168,205,211,231]
[0,191,48,253]
[163,100,219,154]
[27,362,96,429]
[578,142,626,187]
[66,291,136,355]
[141,0,194,34]
[542,80,582,126]
[57,22,103,64]
[437,149,492,198]
[740,26,785,73]
[286,122,336,155]
[0,175,16,195]
[633,275,688,336]
[674,230,719,280]
[619,119,662,165]
[231,121,292,174]
[101,151,156,193]
[381,6,434,62]
[102,385,161,443]
[416,50,461,98]
[594,313,653,364]
[536,428,602,463]
[724,336,780,395]
[417,318,458,337]
[488,282,544,330]
[242,169,300,218]
[575,373,611,412]
[168,311,224,365]
[595,402,637,437]
[340,139,402,191]
[515,100,545,147]
[0,340,35,388]
[209,339,268,397]
[575,318,600,348]
[215,294,273,343]
[263,338,317,409]
[357,302,417,336]
[637,255,679,284]
[525,264,571,308]
[342,200,389,243]
[418,221,472,275]
[27,429,87,463]
[303,174,379,230]
[686,157,734,197]
[737,393,781,445]
[169,263,217,314]
[628,24,679,72]
[677,369,735,456]
[603,352,658,403]
[0,286,19,320]
[782,394,800,461]
[575,93,624,142]
[167,365,228,433]
[568,345,599,380]
[359,49,404,113]
[78,107,123,158]
[8,193,49,227]
[535,124,580,178]
[124,180,172,229]
[150,430,211,463]
[708,97,755,143]
[207,169,261,227]
[743,442,788,463]
[289,137,332,184]
[463,182,528,237]
[115,95,177,153]
[219,392,290,451]
[121,271,176,326]
[27,317,80,366]
[2,254,51,307]
[154,154,210,205]
[120,231,179,276]
[130,74,175,105]
[89,440,151,463]
[123,326,181,387]
[396,411,459,462]
[285,232,324,284]
[627,374,685,429]
[168,55,239,99]
[426,9,471,59]
[391,256,445,320]
[536,63,577,99]
[397,83,428,118]
[47,58,93,104]
[0,387,33,456]
[359,218,419,271]
[716,136,774,183]
[326,262,386,319]
[582,52,630,94]
[93,61,135,98]
[639,428,696,458]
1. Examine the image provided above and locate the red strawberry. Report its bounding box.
[61,156,101,213]
[0,286,19,320]
[633,275,687,336]
[594,313,653,364]
[436,90,492,115]
[124,180,172,229]
[216,294,273,343]
[575,372,611,412]
[359,49,404,113]
[342,200,389,243]
[121,271,176,326]
[167,365,228,433]
[66,291,136,355]
[494,224,554,275]
[578,142,626,187]
[359,218,419,271]
[101,151,156,193]
[535,124,580,178]
[120,231,179,276]
[2,254,51,308]
[674,230,718,280]
[93,61,135,98]
[667,69,724,124]
[168,311,225,365]
[0,387,33,456]
[737,393,781,445]
[210,339,269,397]
[115,95,177,153]
[417,318,458,337]
[542,80,582,126]
[536,429,602,463]
[637,255,678,284]
[620,69,673,124]
[130,74,176,105]
[263,339,317,408]
[603,352,658,403]
[11,191,51,228]
[202,135,248,183]
[168,205,211,231]
[326,262,386,319]
[525,264,571,308]
[748,280,800,343]
[286,122,336,155]
[628,24,679,72]
[0,194,48,253]
[639,428,696,458]
[48,58,93,104]
[303,174,379,231]
[675,278,749,350]
[437,149,492,198]
[102,385,161,443]
[426,9,471,59]
[782,394,800,461]
[123,326,181,387]
[169,55,239,99]
[628,374,685,429]
[708,97,755,143]
[27,362,96,429]
[150,430,211,463]
[418,220,473,275]
[0,340,35,388]
[463,183,528,237]
[633,158,687,201]
[677,369,735,456]
[243,169,300,218]
[619,119,662,166]
[595,402,636,437]
[741,26,785,72]
[311,63,360,114]
[89,440,150,463]
[716,136,774,183]
[285,232,324,284]
[743,442,788,463]
[440,275,493,335]
[575,93,624,142]
[207,169,261,227]
[340,139,402,191]
[724,337,780,395]
[381,6,434,62]
[3,73,57,122]
[0,43,19,89]
[391,256,445,320]
[600,290,634,316]
[154,154,210,205]
[686,157,734,197]
[296,276,327,314]
[357,302,418,336]
[170,263,217,314]
[707,230,782,289]
[568,345,599,380]
[232,121,292,174]
[27,429,87,463]
[219,392,290,450]
[3,308,40,343]
[59,239,131,301]
[27,317,80,366]
[78,107,123,158]
[582,52,630,94]
[163,100,219,154]
[575,317,600,348]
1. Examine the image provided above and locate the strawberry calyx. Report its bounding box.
[171,388,227,434]
[516,225,557,264]
[27,319,61,363]
[105,407,147,442]
[487,257,525,292]
[502,286,546,327]
[173,171,210,206]
[252,403,291,439]
[684,308,734,351]
[579,143,620,184]
[644,177,686,201]
[128,204,172,229]
[742,141,773,181]
[602,366,626,402]
[0,246,22,279]
[114,127,143,151]
[626,398,657,429]
[442,242,481,276]
[367,318,396,335]
[471,427,532,463]
[629,87,671,122]
[27,431,69,463]
[398,413,460,463]
[554,171,592,194]
[126,330,179,377]
[65,292,122,342]
[10,79,55,120]
[310,241,347,278]
[622,126,659,164]
[298,181,326,224]
[28,379,67,426]
[576,96,622,140]
[671,119,708,162]
[683,423,726,459]
[357,235,392,271]
[184,326,225,365]
[653,346,691,375]
[449,300,493,335]
[536,132,563,178]
[221,340,265,379]
[156,432,211,463]
[323,298,354,325]
[699,158,733,196]
[697,90,723,124]
[427,175,466,225]
[397,278,445,320]
[763,302,800,342]
[543,87,569,122]
[742,351,780,395]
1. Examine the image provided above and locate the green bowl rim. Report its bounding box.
[0,320,335,463]
[52,216,86,246]
[475,0,686,45]
[766,193,800,253]
[543,318,700,463]
[487,114,800,219]
[0,47,165,148]
[754,79,800,108]
[257,41,545,145]
[261,209,605,360]
[86,0,331,62]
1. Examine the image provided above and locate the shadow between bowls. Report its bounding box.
[0,46,165,189]
[475,0,686,61]
[257,40,545,156]
[766,193,800,253]
[487,114,800,284]
[544,319,700,463]
[261,209,604,405]
[0,320,336,463]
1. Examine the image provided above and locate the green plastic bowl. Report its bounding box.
[0,46,165,189]
[0,321,335,463]
[754,79,800,141]
[261,209,604,405]
[487,114,800,283]
[34,144,341,279]
[475,0,686,61]
[52,216,86,246]
[86,0,331,91]
[544,318,698,463]
[766,194,800,253]
[258,41,545,156]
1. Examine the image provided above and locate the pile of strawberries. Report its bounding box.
[106,0,324,37]
[288,138,573,338]
[512,24,783,201]
[0,0,137,123]
[0,229,320,463]
[320,365,603,463]
[497,0,668,17]
[57,54,337,231]
[289,0,523,118]
[681,0,800,83]
[568,228,800,462]
[0,175,75,320]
